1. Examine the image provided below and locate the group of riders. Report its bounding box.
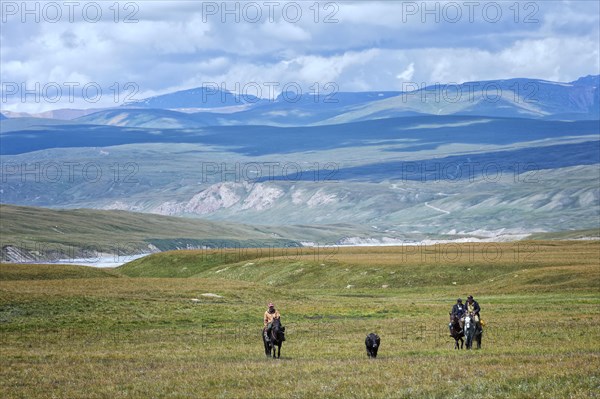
[263,295,483,343]
[449,295,483,334]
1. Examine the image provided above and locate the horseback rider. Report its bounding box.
[465,295,481,331]
[263,302,280,343]
[449,298,465,334]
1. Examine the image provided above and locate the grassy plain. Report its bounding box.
[1,241,599,398]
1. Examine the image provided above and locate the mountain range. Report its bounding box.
[2,75,598,127]
[1,75,599,249]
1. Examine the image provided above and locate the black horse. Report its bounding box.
[449,313,464,349]
[365,333,380,358]
[263,318,285,358]
[463,313,482,350]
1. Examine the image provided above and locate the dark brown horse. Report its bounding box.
[449,313,464,349]
[263,318,285,358]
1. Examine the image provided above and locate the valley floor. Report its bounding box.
[1,241,599,398]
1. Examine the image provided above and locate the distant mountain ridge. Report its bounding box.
[123,86,263,109]
[2,108,109,120]
[2,75,598,127]
[112,74,600,126]
[571,75,600,87]
[320,76,600,125]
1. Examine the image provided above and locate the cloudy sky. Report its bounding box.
[1,0,599,111]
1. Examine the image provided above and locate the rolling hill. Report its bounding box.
[116,241,600,292]
[0,204,396,262]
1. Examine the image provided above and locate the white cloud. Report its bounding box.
[1,0,598,112]
[396,63,415,81]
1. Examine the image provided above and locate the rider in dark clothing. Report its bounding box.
[451,298,465,318]
[449,298,465,335]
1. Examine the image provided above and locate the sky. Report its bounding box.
[1,0,599,112]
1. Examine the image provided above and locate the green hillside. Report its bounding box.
[118,241,600,292]
[0,204,385,262]
[0,204,285,260]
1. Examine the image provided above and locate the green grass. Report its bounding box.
[0,263,120,281]
[1,242,599,398]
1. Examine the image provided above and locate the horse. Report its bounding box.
[365,333,380,358]
[449,313,464,349]
[263,318,285,358]
[463,312,482,350]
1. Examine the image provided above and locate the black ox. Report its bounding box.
[365,333,380,358]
